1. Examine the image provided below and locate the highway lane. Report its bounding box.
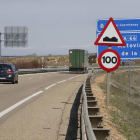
[0,71,85,116]
[0,71,88,139]
[0,72,60,113]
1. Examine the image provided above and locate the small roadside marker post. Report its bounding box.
[94,17,126,106]
[129,59,131,95]
[92,68,94,73]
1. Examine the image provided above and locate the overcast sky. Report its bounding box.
[0,0,140,56]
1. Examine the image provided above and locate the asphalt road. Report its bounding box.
[0,71,88,140]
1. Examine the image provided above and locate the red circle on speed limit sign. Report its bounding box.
[98,49,121,72]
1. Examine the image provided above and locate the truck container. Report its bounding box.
[69,49,88,73]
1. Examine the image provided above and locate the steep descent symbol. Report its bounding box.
[103,36,118,42]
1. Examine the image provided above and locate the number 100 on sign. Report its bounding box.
[98,49,121,72]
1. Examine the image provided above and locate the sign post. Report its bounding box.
[107,70,111,106]
[98,48,121,106]
[107,46,111,106]
[129,59,131,95]
[95,17,126,106]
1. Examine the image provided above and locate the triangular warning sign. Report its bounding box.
[94,17,126,46]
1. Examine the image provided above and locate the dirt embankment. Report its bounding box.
[91,74,127,140]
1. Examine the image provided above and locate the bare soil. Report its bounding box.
[91,74,127,140]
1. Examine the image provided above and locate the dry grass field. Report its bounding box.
[1,55,98,69]
[98,70,140,139]
[1,56,69,69]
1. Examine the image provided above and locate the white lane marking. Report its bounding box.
[28,78,32,80]
[45,83,57,90]
[57,80,66,84]
[0,91,43,118]
[68,77,74,80]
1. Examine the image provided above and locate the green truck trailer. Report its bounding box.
[69,49,88,73]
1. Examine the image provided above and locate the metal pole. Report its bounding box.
[0,33,1,62]
[106,46,111,106]
[129,59,131,94]
[107,71,111,106]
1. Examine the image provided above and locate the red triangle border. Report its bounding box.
[94,17,126,46]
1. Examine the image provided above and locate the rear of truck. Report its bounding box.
[69,49,88,73]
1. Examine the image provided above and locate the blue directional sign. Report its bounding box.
[97,18,140,32]
[121,59,135,62]
[97,32,140,59]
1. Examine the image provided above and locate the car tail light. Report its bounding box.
[7,70,13,73]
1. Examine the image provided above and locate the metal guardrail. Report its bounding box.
[81,66,140,140]
[18,67,69,74]
[17,66,140,139]
[82,74,97,140]
[88,65,140,70]
[82,73,111,140]
[16,65,140,77]
[17,65,140,75]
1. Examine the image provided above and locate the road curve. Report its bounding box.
[0,71,88,140]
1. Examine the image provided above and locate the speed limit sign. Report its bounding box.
[98,49,121,72]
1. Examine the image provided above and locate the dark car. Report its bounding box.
[0,63,18,84]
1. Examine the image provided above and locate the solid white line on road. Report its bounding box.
[0,91,43,118]
[68,77,74,80]
[45,83,57,90]
[57,80,66,84]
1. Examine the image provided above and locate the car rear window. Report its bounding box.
[0,64,12,70]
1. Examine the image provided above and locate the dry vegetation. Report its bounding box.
[1,56,69,69]
[98,71,140,139]
[1,55,98,69]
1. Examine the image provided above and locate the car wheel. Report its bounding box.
[15,77,18,84]
[12,77,15,84]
